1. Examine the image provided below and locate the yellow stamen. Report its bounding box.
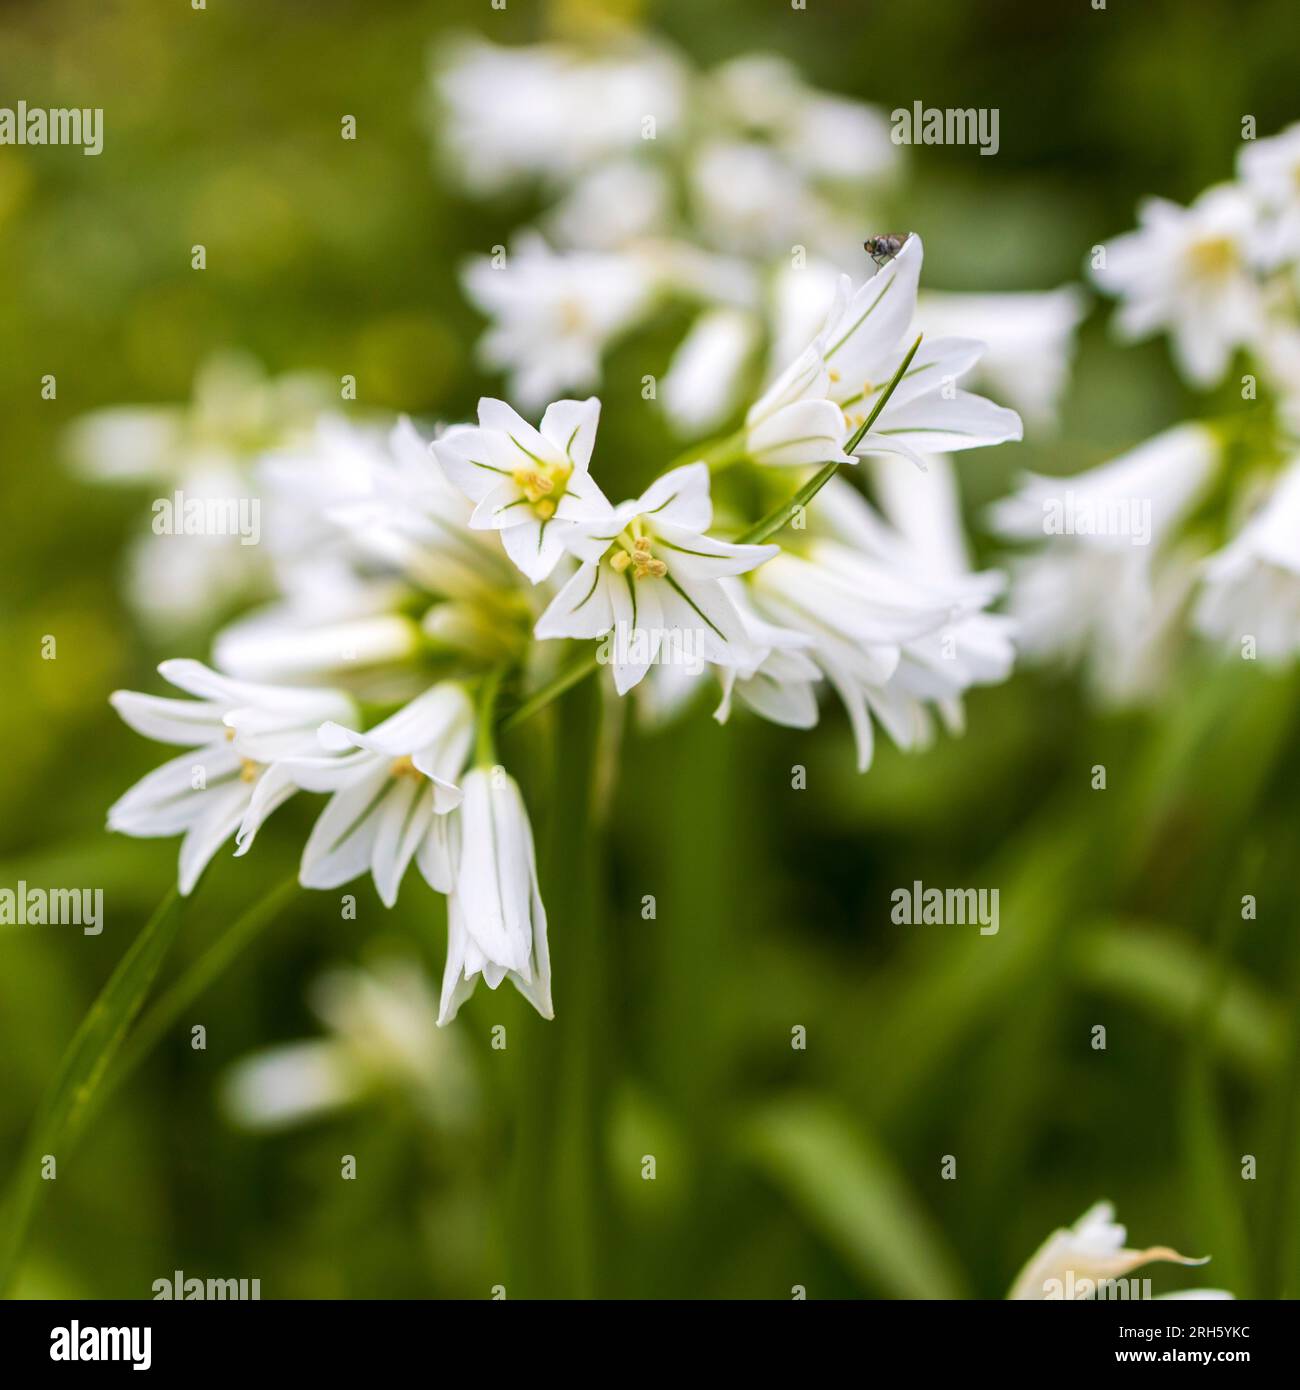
[389,755,420,779]
[610,550,632,574]
[239,758,262,783]
[1188,236,1237,276]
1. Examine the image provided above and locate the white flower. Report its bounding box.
[1237,122,1300,268]
[690,57,896,258]
[748,471,1012,770]
[688,140,820,257]
[433,396,612,584]
[660,308,759,436]
[461,234,653,409]
[261,415,513,602]
[713,581,821,731]
[707,53,898,186]
[1196,454,1300,661]
[914,286,1087,428]
[222,955,475,1130]
[67,353,327,633]
[212,571,422,685]
[746,236,1023,468]
[439,766,551,1026]
[431,36,685,195]
[1092,184,1265,387]
[535,462,777,694]
[544,158,673,251]
[108,660,355,895]
[990,423,1219,700]
[1008,1201,1226,1300]
[250,684,473,908]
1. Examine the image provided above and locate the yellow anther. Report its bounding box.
[512,468,555,504]
[1188,236,1236,276]
[389,755,420,779]
[610,550,632,573]
[828,369,841,383]
[224,726,236,741]
[558,300,586,332]
[239,758,262,783]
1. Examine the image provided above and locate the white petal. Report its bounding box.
[539,397,601,469]
[437,896,479,1026]
[633,462,713,532]
[501,512,568,583]
[178,779,252,895]
[866,389,1023,454]
[299,764,394,891]
[108,743,241,837]
[110,691,225,747]
[535,562,615,640]
[417,811,457,894]
[369,776,433,908]
[748,398,851,467]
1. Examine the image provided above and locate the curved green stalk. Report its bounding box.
[0,886,184,1294]
[740,334,922,545]
[107,875,300,1104]
[499,647,601,734]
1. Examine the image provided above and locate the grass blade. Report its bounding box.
[0,886,183,1293]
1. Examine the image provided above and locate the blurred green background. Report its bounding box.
[2,0,1299,1299]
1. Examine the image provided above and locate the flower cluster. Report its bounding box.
[101,236,1024,1020]
[994,123,1300,700]
[430,33,1083,436]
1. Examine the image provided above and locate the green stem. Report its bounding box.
[739,333,922,545]
[508,673,608,1296]
[665,426,747,475]
[476,665,506,766]
[106,875,299,1104]
[0,885,184,1294]
[499,646,601,734]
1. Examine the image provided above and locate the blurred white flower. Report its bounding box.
[660,308,759,436]
[439,766,551,1025]
[544,158,673,251]
[108,660,355,894]
[262,415,512,601]
[462,234,653,409]
[222,955,476,1130]
[915,286,1087,429]
[212,574,422,687]
[535,463,777,694]
[434,396,612,584]
[68,353,328,633]
[431,35,685,195]
[1008,1201,1227,1300]
[1092,184,1265,387]
[1237,121,1300,268]
[768,256,846,381]
[1196,454,1300,661]
[990,423,1219,700]
[249,684,472,907]
[707,53,898,186]
[688,139,819,257]
[746,236,1023,468]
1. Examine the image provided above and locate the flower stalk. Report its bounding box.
[740,333,922,544]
